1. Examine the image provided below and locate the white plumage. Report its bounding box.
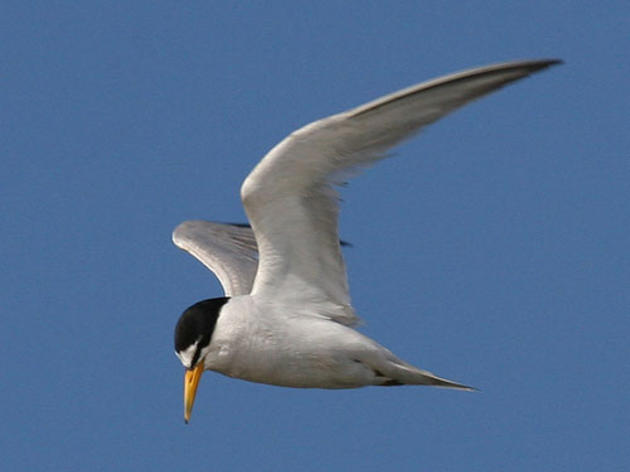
[173,59,561,420]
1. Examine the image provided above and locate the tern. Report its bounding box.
[172,59,561,422]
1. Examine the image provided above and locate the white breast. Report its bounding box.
[203,295,379,388]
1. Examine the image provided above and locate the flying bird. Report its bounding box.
[172,59,561,422]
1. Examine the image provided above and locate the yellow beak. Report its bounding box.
[184,362,204,423]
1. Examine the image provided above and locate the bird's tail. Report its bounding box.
[378,359,476,391]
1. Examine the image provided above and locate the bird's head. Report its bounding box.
[174,297,229,423]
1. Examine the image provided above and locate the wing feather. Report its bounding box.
[172,221,258,296]
[240,59,561,325]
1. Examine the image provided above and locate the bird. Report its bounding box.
[172,59,561,423]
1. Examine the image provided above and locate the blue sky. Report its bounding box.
[3,2,628,471]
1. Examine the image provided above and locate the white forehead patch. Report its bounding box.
[175,339,200,369]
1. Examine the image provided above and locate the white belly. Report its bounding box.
[203,296,381,388]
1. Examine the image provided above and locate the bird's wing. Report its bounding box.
[240,59,560,325]
[173,221,352,295]
[173,221,259,296]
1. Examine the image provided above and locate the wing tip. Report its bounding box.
[172,219,202,246]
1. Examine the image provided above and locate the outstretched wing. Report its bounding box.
[241,59,561,325]
[172,221,259,296]
[173,221,353,296]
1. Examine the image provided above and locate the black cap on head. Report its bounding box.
[174,297,230,365]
